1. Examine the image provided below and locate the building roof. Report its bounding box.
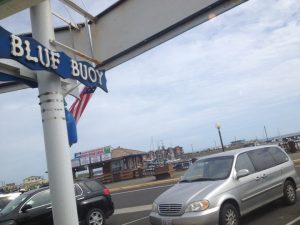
[24,176,42,179]
[112,147,146,159]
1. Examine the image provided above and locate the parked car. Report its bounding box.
[0,179,114,225]
[0,193,21,212]
[150,145,300,225]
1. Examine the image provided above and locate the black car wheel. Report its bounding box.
[86,208,105,225]
[283,180,297,205]
[220,203,240,225]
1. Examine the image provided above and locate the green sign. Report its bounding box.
[104,146,111,154]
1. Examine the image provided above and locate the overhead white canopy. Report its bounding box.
[0,0,248,93]
[91,0,248,70]
[55,0,248,70]
[0,0,45,19]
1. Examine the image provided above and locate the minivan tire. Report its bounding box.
[283,180,297,205]
[220,203,240,225]
[86,208,105,225]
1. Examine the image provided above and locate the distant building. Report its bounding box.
[172,146,184,158]
[71,145,185,183]
[147,151,156,160]
[230,140,246,146]
[23,176,48,190]
[72,146,147,182]
[110,147,146,172]
[146,146,184,162]
[228,139,256,150]
[2,183,17,193]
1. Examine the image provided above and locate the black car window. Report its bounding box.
[74,184,83,196]
[268,147,289,165]
[0,198,10,209]
[1,194,29,215]
[25,190,51,208]
[248,148,277,171]
[84,180,103,192]
[235,153,255,173]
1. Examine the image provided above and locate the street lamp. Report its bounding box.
[215,123,225,152]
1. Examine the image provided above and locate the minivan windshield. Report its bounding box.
[0,193,29,215]
[181,156,234,182]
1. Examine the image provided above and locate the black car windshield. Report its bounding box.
[0,193,29,215]
[181,156,234,182]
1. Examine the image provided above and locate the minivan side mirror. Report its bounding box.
[21,204,33,213]
[237,169,250,179]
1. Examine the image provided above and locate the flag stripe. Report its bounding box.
[75,94,88,122]
[70,86,95,124]
[77,94,88,117]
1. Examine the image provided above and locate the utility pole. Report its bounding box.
[215,123,225,152]
[264,125,269,142]
[0,181,4,189]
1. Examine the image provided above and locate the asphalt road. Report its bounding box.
[106,166,300,225]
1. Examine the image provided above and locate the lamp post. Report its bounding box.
[215,123,225,152]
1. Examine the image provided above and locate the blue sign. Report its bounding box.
[0,72,37,88]
[0,26,108,92]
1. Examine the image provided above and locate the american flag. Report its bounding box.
[69,86,96,124]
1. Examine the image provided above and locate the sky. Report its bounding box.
[1,0,300,184]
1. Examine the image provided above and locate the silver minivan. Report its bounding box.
[150,145,300,225]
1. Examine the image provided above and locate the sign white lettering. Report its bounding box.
[8,34,106,90]
[11,35,60,70]
[70,59,103,85]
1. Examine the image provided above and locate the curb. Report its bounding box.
[109,159,300,194]
[110,178,179,193]
[293,159,300,165]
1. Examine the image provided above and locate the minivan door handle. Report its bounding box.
[255,176,261,181]
[261,174,267,179]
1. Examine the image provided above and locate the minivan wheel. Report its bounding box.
[283,180,297,205]
[86,208,105,225]
[220,203,240,225]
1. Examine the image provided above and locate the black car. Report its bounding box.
[0,193,21,212]
[0,179,114,225]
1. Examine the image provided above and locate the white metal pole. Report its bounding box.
[30,1,79,225]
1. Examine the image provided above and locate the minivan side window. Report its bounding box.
[248,148,277,171]
[235,153,255,173]
[268,147,289,165]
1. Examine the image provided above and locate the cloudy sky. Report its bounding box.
[1,0,300,184]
